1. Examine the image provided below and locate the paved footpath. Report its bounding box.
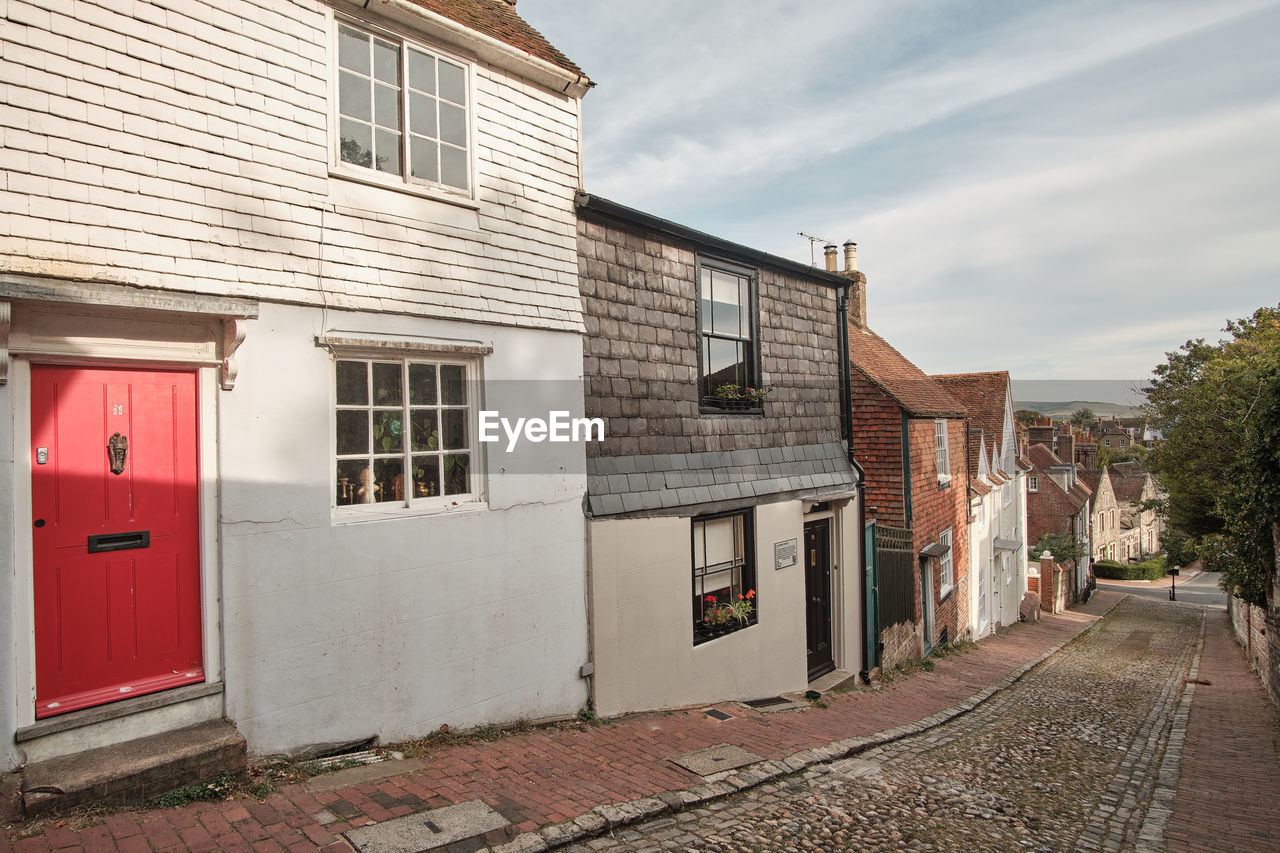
[1164,609,1280,852]
[4,592,1121,853]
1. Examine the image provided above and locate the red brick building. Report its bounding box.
[1025,444,1093,601]
[848,327,970,666]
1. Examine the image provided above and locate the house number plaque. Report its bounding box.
[775,538,798,570]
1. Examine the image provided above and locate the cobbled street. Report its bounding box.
[580,598,1203,853]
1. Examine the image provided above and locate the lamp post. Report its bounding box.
[1168,567,1180,601]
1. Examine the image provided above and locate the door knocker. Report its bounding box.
[108,433,128,475]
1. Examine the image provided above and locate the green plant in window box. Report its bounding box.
[729,589,756,624]
[710,384,773,409]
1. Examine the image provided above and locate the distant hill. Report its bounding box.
[1015,401,1142,420]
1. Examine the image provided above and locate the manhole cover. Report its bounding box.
[345,800,508,852]
[671,744,763,776]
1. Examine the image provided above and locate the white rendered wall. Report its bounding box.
[969,494,994,639]
[0,0,583,331]
[0,376,16,770]
[588,501,810,717]
[217,302,589,755]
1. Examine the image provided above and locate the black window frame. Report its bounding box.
[694,255,762,415]
[691,508,758,645]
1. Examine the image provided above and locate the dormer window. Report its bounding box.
[335,20,471,193]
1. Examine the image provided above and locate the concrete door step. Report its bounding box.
[21,719,246,817]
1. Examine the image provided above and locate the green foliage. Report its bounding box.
[1097,442,1148,470]
[1070,407,1097,426]
[148,771,239,808]
[1015,408,1042,425]
[1143,305,1280,605]
[1093,557,1168,581]
[1029,533,1086,564]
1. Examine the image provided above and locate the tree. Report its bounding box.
[1069,407,1096,427]
[1143,305,1280,605]
[1015,408,1042,425]
[1097,442,1147,470]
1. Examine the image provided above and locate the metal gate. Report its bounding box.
[876,523,915,628]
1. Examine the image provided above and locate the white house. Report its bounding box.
[934,372,1029,638]
[0,0,593,801]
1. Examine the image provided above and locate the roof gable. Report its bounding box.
[932,371,1010,440]
[404,0,586,76]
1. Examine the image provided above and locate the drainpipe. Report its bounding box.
[837,282,873,685]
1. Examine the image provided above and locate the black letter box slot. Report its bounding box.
[88,530,151,553]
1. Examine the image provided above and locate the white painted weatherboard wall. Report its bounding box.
[218,303,588,754]
[0,0,583,331]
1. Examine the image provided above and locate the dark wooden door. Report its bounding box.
[31,365,204,718]
[804,519,833,679]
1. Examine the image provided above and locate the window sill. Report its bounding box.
[700,399,764,416]
[693,619,757,646]
[331,497,486,525]
[329,166,481,211]
[939,583,955,603]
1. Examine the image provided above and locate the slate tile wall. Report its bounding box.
[577,214,844,458]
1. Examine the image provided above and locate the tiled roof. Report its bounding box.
[971,481,993,497]
[405,0,586,76]
[1109,461,1151,503]
[932,372,1010,440]
[849,328,967,419]
[586,442,859,518]
[1027,443,1065,469]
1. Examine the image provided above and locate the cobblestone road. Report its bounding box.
[578,598,1203,853]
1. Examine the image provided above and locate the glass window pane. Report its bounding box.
[336,459,371,505]
[339,71,371,121]
[373,410,404,454]
[373,457,404,503]
[440,145,467,190]
[411,454,440,498]
[443,453,470,495]
[410,409,439,452]
[711,270,742,338]
[440,364,466,405]
[408,363,437,405]
[410,136,438,182]
[339,118,373,168]
[738,276,750,338]
[372,362,402,405]
[338,26,370,75]
[699,268,713,333]
[439,102,466,147]
[409,92,437,137]
[374,127,401,175]
[408,48,435,94]
[438,60,465,105]
[372,38,399,85]
[374,83,400,129]
[441,409,467,450]
[706,338,745,389]
[335,410,369,456]
[701,517,737,565]
[336,360,368,405]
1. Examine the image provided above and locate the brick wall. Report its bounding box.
[1230,596,1277,705]
[576,214,844,457]
[849,372,906,526]
[1030,555,1071,614]
[909,417,971,645]
[0,0,583,329]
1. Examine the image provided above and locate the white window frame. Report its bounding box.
[934,419,951,483]
[331,353,483,519]
[939,527,954,593]
[1028,475,1038,492]
[329,13,476,201]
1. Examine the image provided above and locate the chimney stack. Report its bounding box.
[823,244,838,272]
[843,240,857,272]
[839,240,867,329]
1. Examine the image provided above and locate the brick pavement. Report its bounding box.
[1164,609,1280,852]
[2,592,1119,853]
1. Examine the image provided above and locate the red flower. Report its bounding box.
[705,595,717,604]
[745,589,756,600]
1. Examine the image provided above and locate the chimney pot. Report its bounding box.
[843,240,857,272]
[823,244,838,272]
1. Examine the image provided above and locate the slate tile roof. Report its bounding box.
[849,328,967,419]
[405,0,586,76]
[586,442,859,517]
[932,372,1010,441]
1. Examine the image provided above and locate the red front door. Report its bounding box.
[31,365,204,718]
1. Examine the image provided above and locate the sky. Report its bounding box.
[520,0,1280,401]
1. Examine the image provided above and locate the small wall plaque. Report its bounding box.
[775,538,798,570]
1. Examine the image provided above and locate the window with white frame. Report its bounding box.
[697,257,760,408]
[939,527,953,591]
[692,510,757,643]
[934,420,950,480]
[336,21,470,192]
[334,358,473,508]
[1028,475,1038,492]
[1002,480,1012,506]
